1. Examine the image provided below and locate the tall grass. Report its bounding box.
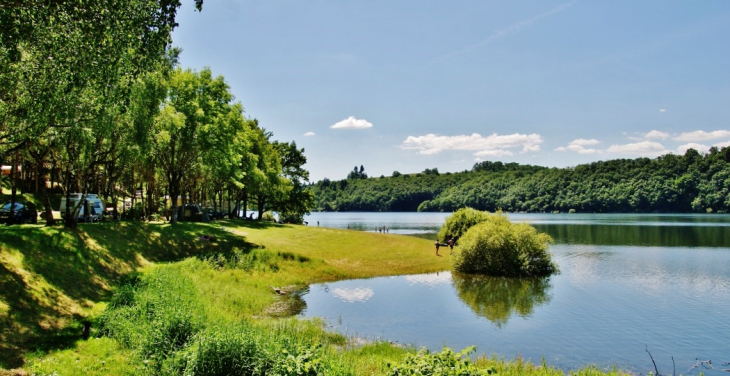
[97,257,360,375]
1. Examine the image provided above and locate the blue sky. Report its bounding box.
[172,0,730,182]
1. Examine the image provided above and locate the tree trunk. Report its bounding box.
[243,190,249,219]
[42,186,56,226]
[226,188,231,218]
[10,153,18,224]
[169,178,180,224]
[257,195,265,220]
[63,165,77,229]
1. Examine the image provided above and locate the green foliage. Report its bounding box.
[347,165,368,180]
[279,212,305,224]
[271,141,315,221]
[176,325,264,376]
[387,346,494,376]
[311,150,730,214]
[451,213,557,277]
[437,207,493,243]
[98,267,205,373]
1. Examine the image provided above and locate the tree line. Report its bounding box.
[310,148,730,213]
[0,0,314,227]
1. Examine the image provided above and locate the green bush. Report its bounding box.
[387,346,494,375]
[279,211,305,224]
[451,213,558,277]
[179,325,264,376]
[437,207,492,243]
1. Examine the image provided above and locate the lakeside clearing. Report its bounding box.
[0,220,625,375]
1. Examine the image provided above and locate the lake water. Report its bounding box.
[301,212,730,374]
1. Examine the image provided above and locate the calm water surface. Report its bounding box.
[301,213,730,374]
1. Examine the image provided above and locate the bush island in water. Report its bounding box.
[437,207,493,243]
[443,209,558,277]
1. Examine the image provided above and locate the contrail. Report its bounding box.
[431,1,578,64]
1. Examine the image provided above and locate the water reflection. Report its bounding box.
[266,288,308,317]
[451,273,553,327]
[533,224,729,247]
[405,272,452,287]
[331,287,374,303]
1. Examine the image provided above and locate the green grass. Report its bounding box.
[0,220,248,369]
[0,219,629,375]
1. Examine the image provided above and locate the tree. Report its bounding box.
[1,1,205,227]
[151,67,239,223]
[0,0,203,160]
[347,165,368,180]
[272,141,315,223]
[245,123,287,220]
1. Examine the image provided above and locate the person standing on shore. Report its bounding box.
[435,240,441,256]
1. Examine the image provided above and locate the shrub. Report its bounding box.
[451,213,558,277]
[437,207,492,243]
[387,346,494,376]
[279,212,304,224]
[179,325,264,376]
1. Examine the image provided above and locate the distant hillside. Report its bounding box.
[310,147,730,213]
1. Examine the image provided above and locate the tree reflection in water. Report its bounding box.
[451,273,553,327]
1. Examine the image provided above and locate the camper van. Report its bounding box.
[59,194,104,222]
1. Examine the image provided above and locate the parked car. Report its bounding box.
[0,201,38,224]
[178,204,205,222]
[59,194,104,222]
[204,208,226,220]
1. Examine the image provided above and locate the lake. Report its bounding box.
[301,212,730,374]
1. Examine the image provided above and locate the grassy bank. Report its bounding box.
[1,220,626,375]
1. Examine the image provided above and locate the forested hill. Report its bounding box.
[310,147,730,213]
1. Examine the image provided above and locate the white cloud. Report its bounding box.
[678,140,730,154]
[303,131,315,137]
[571,139,601,146]
[400,132,543,157]
[644,130,670,140]
[475,149,514,157]
[330,116,373,129]
[673,130,730,142]
[677,143,709,154]
[659,109,666,113]
[606,141,669,156]
[554,139,601,154]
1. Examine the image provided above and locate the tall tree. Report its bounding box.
[151,67,240,223]
[272,141,314,223]
[0,0,202,160]
[245,124,287,220]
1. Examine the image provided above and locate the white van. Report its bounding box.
[59,193,104,221]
